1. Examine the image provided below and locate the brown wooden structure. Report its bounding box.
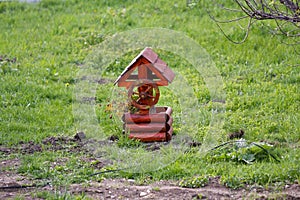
[114,47,175,142]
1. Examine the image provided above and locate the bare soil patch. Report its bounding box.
[0,135,85,155]
[1,137,300,199]
[1,175,300,199]
[68,178,300,200]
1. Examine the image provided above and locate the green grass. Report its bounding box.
[0,0,299,195]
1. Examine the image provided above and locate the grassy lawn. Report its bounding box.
[0,0,299,198]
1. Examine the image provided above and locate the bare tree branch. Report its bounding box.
[279,0,299,13]
[236,0,300,23]
[202,0,300,40]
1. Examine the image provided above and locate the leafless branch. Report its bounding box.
[202,0,300,43]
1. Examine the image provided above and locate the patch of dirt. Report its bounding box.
[56,179,300,200]
[41,135,85,153]
[18,141,43,154]
[0,135,85,155]
[0,158,36,199]
[0,147,14,154]
[0,55,17,63]
[1,136,300,199]
[0,158,20,170]
[97,78,113,85]
[0,156,299,200]
[1,176,299,200]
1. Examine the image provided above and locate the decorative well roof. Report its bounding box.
[114,47,175,86]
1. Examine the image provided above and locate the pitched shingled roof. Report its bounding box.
[114,47,175,85]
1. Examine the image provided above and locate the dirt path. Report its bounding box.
[69,178,300,199]
[1,137,300,199]
[1,166,300,200]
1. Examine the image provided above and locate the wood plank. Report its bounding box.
[123,112,166,124]
[117,81,133,88]
[128,74,139,80]
[156,80,168,86]
[165,106,173,116]
[167,117,173,127]
[166,126,173,141]
[129,132,167,142]
[138,64,148,79]
[126,123,166,133]
[155,106,167,113]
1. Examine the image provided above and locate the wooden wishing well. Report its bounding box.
[114,47,175,142]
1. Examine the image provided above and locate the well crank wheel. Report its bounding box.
[128,79,160,110]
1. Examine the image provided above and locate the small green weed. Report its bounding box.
[34,190,91,200]
[179,175,209,188]
[152,186,160,191]
[206,139,280,164]
[116,134,141,148]
[221,176,244,189]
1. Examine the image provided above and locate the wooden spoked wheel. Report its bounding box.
[128,79,160,110]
